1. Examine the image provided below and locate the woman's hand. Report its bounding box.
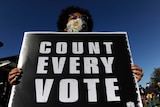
[8,68,22,85]
[131,64,143,82]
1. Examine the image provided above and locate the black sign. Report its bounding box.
[8,32,141,107]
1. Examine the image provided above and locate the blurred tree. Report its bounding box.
[150,67,160,86]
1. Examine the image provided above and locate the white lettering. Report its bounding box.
[70,57,80,74]
[88,42,100,54]
[103,42,112,54]
[35,79,54,103]
[83,79,99,102]
[59,79,78,102]
[36,57,49,74]
[83,57,99,74]
[105,78,120,101]
[39,41,51,54]
[52,57,66,74]
[72,42,84,54]
[56,42,67,54]
[100,57,114,73]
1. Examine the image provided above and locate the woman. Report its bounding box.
[8,6,143,85]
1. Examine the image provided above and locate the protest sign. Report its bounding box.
[8,32,142,107]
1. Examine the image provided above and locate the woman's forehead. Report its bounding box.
[70,12,82,16]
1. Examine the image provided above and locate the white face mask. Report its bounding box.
[66,18,87,32]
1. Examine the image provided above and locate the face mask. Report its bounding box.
[66,18,88,32]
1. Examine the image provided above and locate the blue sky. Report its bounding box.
[0,0,160,87]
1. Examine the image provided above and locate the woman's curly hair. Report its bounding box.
[57,6,93,32]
